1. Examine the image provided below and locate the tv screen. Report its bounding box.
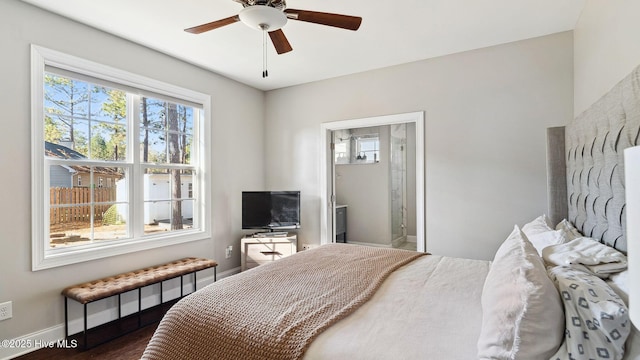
[242,191,301,230]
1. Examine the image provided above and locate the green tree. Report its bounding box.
[142,97,150,162]
[44,74,91,152]
[73,131,89,156]
[44,116,62,143]
[140,97,167,165]
[177,105,192,164]
[99,88,127,161]
[90,133,109,160]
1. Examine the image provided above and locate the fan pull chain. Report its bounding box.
[262,29,269,78]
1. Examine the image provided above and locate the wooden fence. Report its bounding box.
[50,187,116,225]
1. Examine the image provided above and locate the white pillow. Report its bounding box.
[548,266,630,360]
[555,219,583,240]
[526,229,568,256]
[521,214,554,236]
[477,226,564,360]
[521,215,569,256]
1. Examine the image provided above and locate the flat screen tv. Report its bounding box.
[242,191,301,230]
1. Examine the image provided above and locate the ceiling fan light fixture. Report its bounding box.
[239,5,287,31]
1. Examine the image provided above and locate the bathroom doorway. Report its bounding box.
[319,112,425,252]
[331,124,416,250]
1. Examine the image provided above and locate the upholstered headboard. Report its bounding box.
[548,65,640,254]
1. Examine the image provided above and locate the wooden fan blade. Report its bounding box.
[284,9,362,31]
[184,15,240,34]
[268,29,293,54]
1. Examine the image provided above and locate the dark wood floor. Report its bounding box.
[14,323,157,360]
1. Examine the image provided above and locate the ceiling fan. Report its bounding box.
[184,0,363,55]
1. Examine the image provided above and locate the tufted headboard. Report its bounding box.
[548,65,640,254]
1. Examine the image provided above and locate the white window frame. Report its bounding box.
[31,45,212,271]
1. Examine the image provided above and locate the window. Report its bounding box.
[31,45,211,270]
[333,128,380,165]
[355,135,380,163]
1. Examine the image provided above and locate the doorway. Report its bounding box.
[319,112,425,252]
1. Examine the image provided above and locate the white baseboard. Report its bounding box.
[0,267,240,360]
[218,266,241,279]
[391,236,406,248]
[345,241,392,248]
[0,324,66,360]
[406,235,417,243]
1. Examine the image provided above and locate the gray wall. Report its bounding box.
[264,31,574,261]
[0,0,264,344]
[573,0,640,116]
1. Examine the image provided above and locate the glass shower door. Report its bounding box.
[390,124,407,247]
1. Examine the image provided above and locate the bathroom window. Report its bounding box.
[354,135,379,163]
[334,130,379,164]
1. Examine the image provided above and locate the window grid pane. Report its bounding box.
[44,73,128,162]
[47,165,129,248]
[142,166,196,235]
[140,97,193,165]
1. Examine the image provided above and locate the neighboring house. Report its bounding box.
[45,141,123,188]
[144,173,193,224]
[46,142,193,224]
[48,163,76,188]
[115,173,194,225]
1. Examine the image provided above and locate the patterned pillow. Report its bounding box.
[548,266,630,360]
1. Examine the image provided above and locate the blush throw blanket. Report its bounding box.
[142,244,424,360]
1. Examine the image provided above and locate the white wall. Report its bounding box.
[0,0,263,349]
[574,0,640,116]
[264,31,574,261]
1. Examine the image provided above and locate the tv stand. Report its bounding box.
[241,233,297,271]
[253,231,288,237]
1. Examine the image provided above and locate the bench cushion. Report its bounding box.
[62,257,217,304]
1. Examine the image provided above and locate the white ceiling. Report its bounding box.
[21,0,586,91]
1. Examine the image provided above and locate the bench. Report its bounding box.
[61,257,217,349]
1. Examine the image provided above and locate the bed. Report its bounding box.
[142,64,640,360]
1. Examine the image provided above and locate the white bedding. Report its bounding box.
[542,237,628,277]
[304,255,491,360]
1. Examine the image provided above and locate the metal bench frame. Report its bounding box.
[63,263,216,349]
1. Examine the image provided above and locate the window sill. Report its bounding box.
[33,230,210,271]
